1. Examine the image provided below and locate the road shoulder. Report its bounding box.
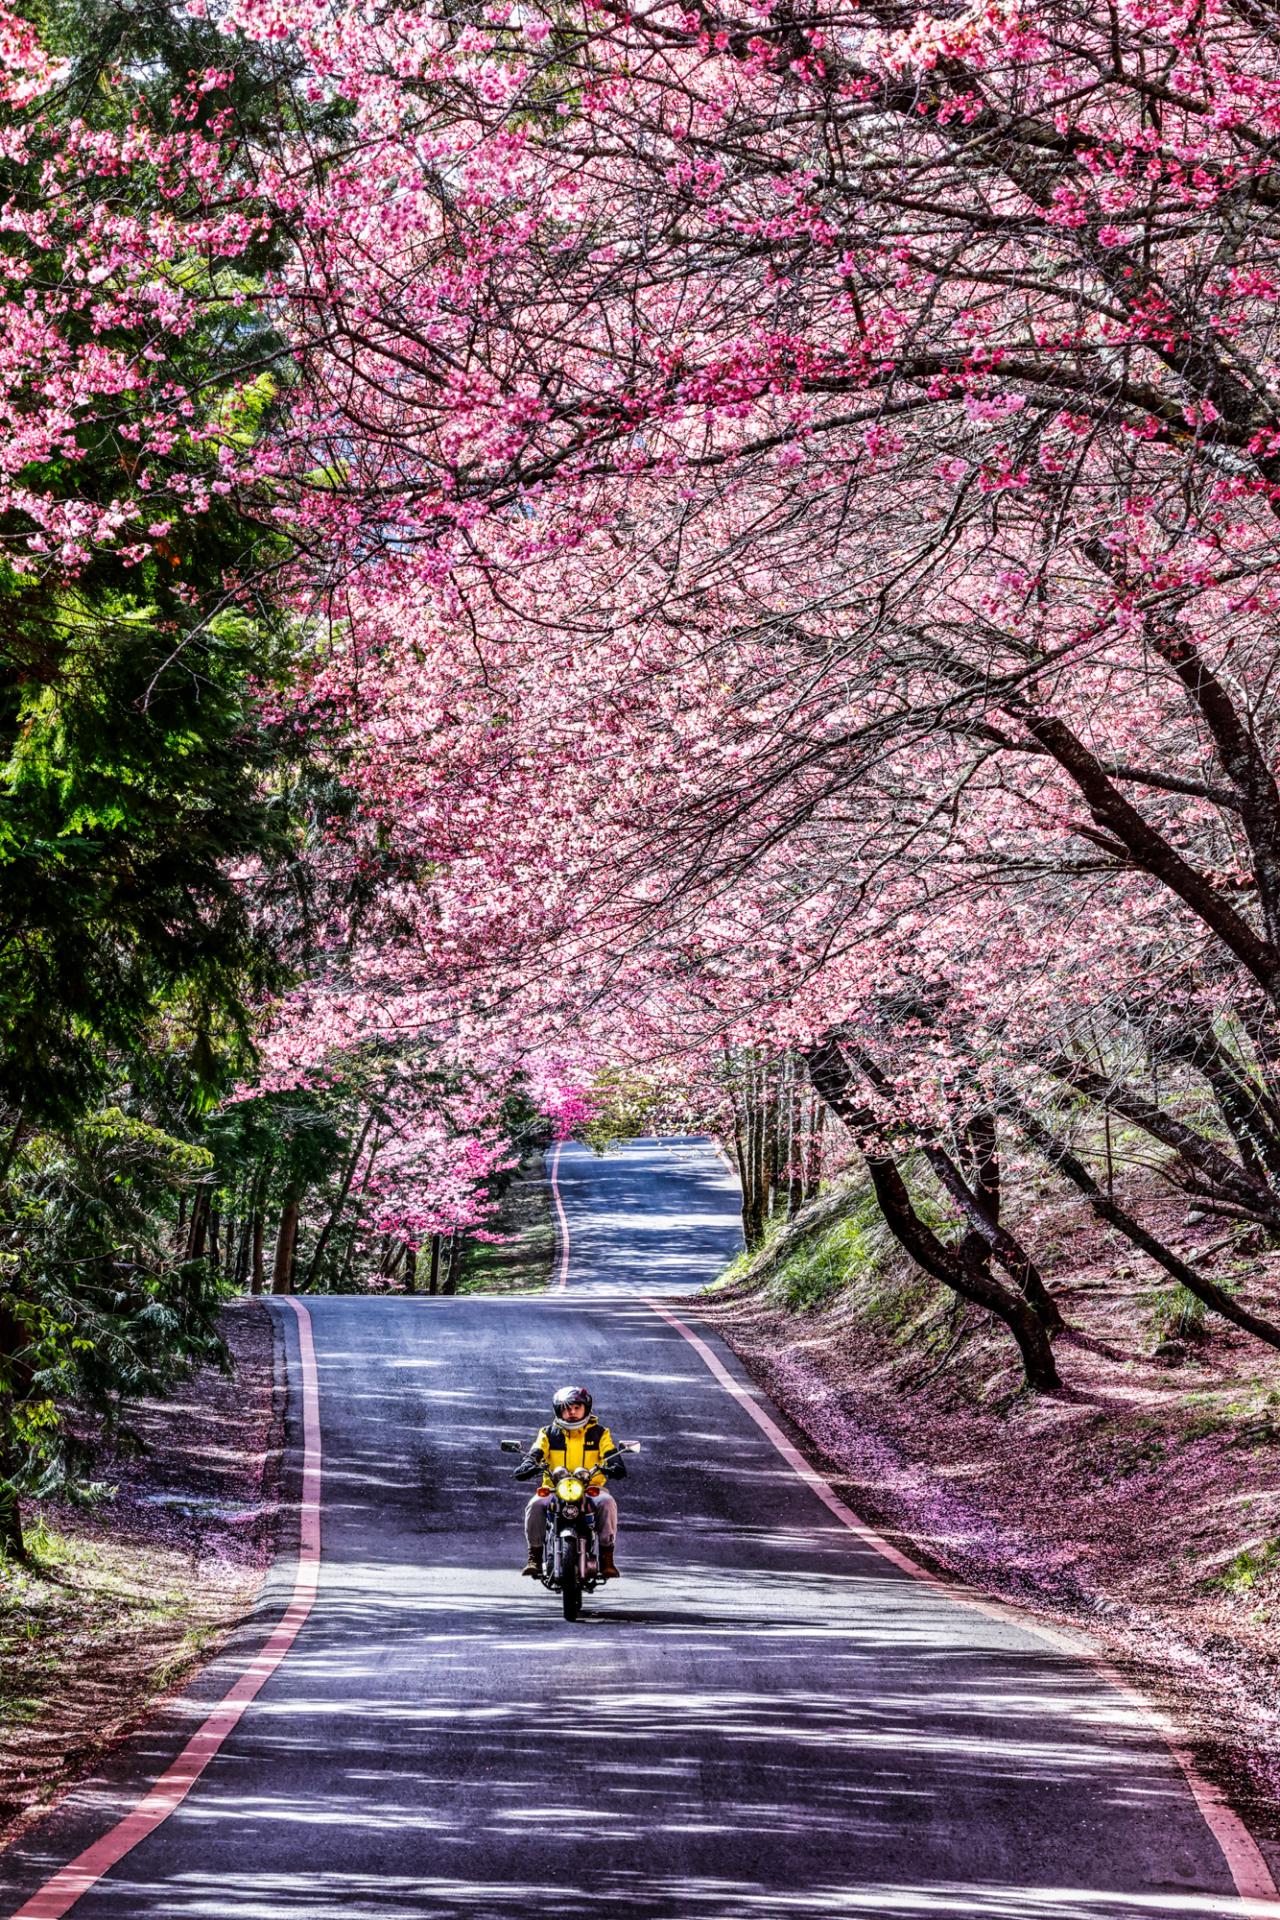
[689,1282,1280,1883]
[0,1299,287,1862]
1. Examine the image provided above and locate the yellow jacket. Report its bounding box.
[529,1418,617,1494]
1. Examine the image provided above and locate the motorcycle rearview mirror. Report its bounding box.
[618,1442,641,1453]
[499,1440,522,1453]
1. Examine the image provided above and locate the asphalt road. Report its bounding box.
[2,1136,1260,1919]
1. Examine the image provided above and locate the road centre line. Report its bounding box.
[9,1297,323,1920]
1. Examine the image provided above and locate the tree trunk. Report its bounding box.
[303,1113,374,1292]
[764,1057,781,1219]
[1044,1053,1280,1231]
[441,1230,459,1295]
[1160,1024,1280,1187]
[753,1060,769,1232]
[1010,1097,1280,1351]
[841,1038,1064,1331]
[270,1195,301,1296]
[185,1186,211,1262]
[234,1214,252,1290]
[786,1063,804,1218]
[805,1035,1061,1390]
[223,1206,239,1285]
[250,1211,266,1295]
[428,1234,441,1295]
[0,1305,31,1560]
[803,1095,824,1203]
[336,1127,382,1291]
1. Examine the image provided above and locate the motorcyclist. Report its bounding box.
[513,1385,626,1580]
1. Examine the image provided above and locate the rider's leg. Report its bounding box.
[592,1492,620,1577]
[591,1492,618,1544]
[523,1496,548,1573]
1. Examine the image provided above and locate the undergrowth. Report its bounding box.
[716,1180,946,1336]
[1210,1538,1280,1596]
[457,1154,554,1294]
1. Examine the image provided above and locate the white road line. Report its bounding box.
[549,1140,570,1290]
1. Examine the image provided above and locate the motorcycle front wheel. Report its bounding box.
[561,1552,582,1622]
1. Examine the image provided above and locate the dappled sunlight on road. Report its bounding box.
[3,1139,1254,1920]
[92,1874,1278,1920]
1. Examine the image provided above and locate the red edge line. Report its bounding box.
[642,1290,1280,1920]
[549,1141,570,1291]
[9,1297,322,1920]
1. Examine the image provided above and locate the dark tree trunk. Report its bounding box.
[270,1195,301,1296]
[803,1095,824,1203]
[250,1211,266,1296]
[234,1214,252,1290]
[805,1036,1061,1390]
[0,1304,31,1560]
[185,1187,211,1262]
[428,1234,441,1295]
[841,1039,1063,1331]
[1159,1025,1280,1187]
[1044,1054,1280,1231]
[786,1065,805,1218]
[303,1113,373,1293]
[1009,1098,1280,1351]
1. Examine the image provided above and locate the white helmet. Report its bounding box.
[552,1385,592,1431]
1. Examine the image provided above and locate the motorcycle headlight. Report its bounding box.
[558,1476,585,1502]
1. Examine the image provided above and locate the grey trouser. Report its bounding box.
[526,1492,617,1550]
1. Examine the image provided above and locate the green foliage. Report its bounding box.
[0,0,368,1550]
[1211,1538,1280,1596]
[0,1104,229,1545]
[455,1156,555,1296]
[36,0,354,159]
[581,1068,659,1153]
[1152,1283,1209,1344]
[0,544,298,1127]
[0,0,342,1125]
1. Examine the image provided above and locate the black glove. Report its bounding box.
[602,1450,627,1479]
[512,1455,543,1481]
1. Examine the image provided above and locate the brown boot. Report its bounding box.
[599,1543,619,1580]
[521,1552,540,1577]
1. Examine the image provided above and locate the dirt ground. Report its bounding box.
[691,1187,1280,1862]
[0,1300,283,1848]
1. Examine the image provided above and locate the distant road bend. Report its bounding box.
[3,1136,1275,1920]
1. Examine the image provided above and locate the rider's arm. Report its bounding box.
[533,1428,554,1491]
[587,1425,618,1491]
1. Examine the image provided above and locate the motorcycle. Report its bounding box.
[500,1437,641,1620]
